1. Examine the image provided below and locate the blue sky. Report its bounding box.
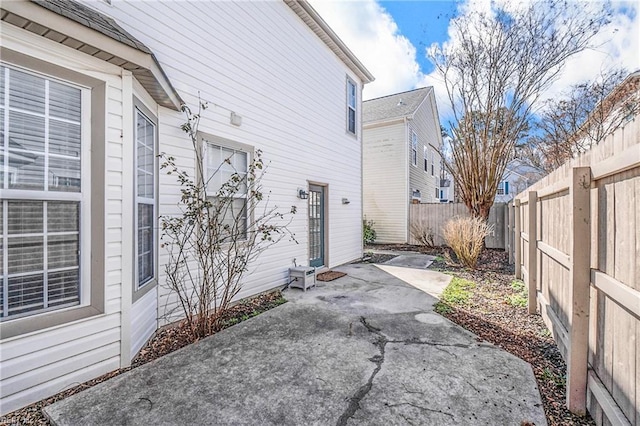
[378,1,457,74]
[309,0,640,119]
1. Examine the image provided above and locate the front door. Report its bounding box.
[309,184,325,268]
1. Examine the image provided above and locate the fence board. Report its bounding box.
[513,115,639,424]
[408,203,507,249]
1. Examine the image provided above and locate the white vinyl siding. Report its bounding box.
[0,26,121,415]
[363,122,407,243]
[2,0,367,414]
[407,90,443,204]
[135,110,155,289]
[0,65,85,320]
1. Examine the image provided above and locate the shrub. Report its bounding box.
[363,218,376,244]
[443,216,494,268]
[410,219,435,247]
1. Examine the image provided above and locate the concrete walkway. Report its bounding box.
[45,259,547,425]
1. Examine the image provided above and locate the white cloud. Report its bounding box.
[310,0,639,118]
[308,0,423,99]
[419,0,640,121]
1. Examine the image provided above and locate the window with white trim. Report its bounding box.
[423,145,428,172]
[411,131,417,166]
[497,181,509,195]
[135,109,155,289]
[346,79,357,135]
[431,150,435,176]
[0,65,86,320]
[204,140,249,238]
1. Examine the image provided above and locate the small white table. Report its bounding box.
[289,266,316,291]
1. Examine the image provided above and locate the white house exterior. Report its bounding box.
[0,0,373,415]
[494,158,544,203]
[363,87,443,244]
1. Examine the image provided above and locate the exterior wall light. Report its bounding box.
[342,198,350,204]
[298,189,309,199]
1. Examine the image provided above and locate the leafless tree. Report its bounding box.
[429,0,610,219]
[160,101,296,339]
[520,69,640,172]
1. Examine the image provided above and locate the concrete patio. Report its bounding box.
[45,258,547,425]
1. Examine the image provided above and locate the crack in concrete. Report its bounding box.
[387,338,474,349]
[387,402,455,419]
[336,317,388,426]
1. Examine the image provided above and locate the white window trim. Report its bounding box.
[0,64,92,320]
[346,77,357,136]
[411,131,418,167]
[200,134,253,240]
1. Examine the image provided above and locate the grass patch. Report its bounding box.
[435,276,476,314]
[507,279,528,307]
[441,276,476,305]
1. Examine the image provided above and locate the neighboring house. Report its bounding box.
[494,158,545,203]
[439,159,455,202]
[0,0,373,414]
[363,87,443,243]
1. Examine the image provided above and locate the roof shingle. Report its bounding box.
[363,87,431,123]
[32,0,152,54]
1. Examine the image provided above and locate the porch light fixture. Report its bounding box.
[298,189,309,199]
[342,198,350,204]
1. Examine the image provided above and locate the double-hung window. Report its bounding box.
[0,65,88,320]
[346,79,357,135]
[423,145,428,172]
[203,138,249,239]
[135,108,156,291]
[411,132,417,166]
[497,181,509,195]
[431,151,435,176]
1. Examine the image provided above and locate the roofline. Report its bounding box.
[363,87,431,103]
[572,69,640,141]
[363,87,433,124]
[2,0,183,110]
[284,0,374,84]
[363,117,405,128]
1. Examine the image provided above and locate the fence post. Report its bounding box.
[566,166,591,415]
[514,199,521,279]
[527,191,537,315]
[508,202,514,264]
[503,204,509,255]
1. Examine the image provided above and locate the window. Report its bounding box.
[135,108,156,290]
[1,65,86,320]
[411,132,417,166]
[203,139,249,238]
[346,79,357,135]
[435,187,439,199]
[431,150,435,176]
[497,181,509,195]
[423,145,428,172]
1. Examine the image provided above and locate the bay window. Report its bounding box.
[1,64,87,320]
[135,107,156,293]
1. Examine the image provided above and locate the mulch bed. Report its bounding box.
[316,270,347,282]
[402,243,593,426]
[358,253,398,264]
[0,291,286,426]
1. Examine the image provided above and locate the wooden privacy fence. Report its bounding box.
[409,202,508,249]
[513,117,640,425]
